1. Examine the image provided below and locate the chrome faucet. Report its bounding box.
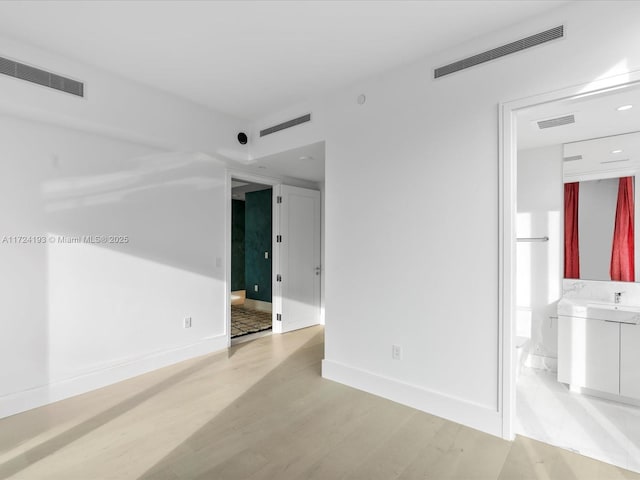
[615,292,623,304]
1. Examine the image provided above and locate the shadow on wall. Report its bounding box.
[41,149,227,279]
[0,114,228,415]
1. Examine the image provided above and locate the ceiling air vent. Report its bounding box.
[260,114,311,137]
[0,55,84,97]
[563,155,583,162]
[537,114,575,129]
[601,158,630,164]
[434,25,564,78]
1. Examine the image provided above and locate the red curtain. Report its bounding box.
[564,182,580,279]
[610,177,635,282]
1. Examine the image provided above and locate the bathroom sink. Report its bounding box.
[586,302,640,324]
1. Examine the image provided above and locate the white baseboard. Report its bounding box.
[0,334,228,419]
[322,359,501,438]
[244,298,272,312]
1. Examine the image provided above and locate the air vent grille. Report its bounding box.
[601,158,630,164]
[0,56,16,76]
[563,155,583,162]
[260,114,311,137]
[0,55,84,97]
[434,25,564,78]
[537,114,575,129]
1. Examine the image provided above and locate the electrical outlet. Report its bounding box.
[392,344,402,360]
[254,284,259,292]
[264,251,269,259]
[184,317,192,328]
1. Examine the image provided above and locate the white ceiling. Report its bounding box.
[249,141,325,183]
[563,131,640,179]
[0,1,570,120]
[517,86,640,150]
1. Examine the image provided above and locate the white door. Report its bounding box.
[272,185,321,334]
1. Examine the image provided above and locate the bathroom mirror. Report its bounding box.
[563,132,640,282]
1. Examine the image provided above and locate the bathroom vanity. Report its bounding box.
[557,132,640,404]
[558,297,640,402]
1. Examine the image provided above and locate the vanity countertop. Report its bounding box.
[558,298,640,324]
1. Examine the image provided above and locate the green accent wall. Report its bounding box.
[245,188,272,302]
[231,200,245,291]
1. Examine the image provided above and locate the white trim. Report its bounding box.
[272,184,283,334]
[564,167,638,183]
[227,170,280,344]
[0,334,227,419]
[322,359,501,437]
[499,70,640,441]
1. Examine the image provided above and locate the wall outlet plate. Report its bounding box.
[392,344,402,360]
[184,317,192,328]
[254,285,259,292]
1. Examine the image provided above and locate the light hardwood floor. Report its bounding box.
[1,326,639,480]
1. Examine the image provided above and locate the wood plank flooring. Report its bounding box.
[1,326,639,479]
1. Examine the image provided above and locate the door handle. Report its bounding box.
[315,266,321,275]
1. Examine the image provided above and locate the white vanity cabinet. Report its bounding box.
[620,323,640,398]
[558,316,619,395]
[558,299,640,402]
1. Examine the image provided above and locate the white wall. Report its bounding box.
[0,35,249,418]
[0,115,230,418]
[516,145,563,369]
[250,1,640,436]
[579,178,618,280]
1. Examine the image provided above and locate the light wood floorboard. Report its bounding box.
[1,326,639,479]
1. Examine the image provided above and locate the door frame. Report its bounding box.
[225,169,280,346]
[499,70,640,440]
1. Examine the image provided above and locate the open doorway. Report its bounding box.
[504,79,640,473]
[230,179,273,342]
[227,141,326,345]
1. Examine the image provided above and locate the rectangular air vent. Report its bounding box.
[537,114,575,129]
[0,55,84,97]
[601,158,630,164]
[260,114,311,137]
[563,155,583,162]
[434,25,564,78]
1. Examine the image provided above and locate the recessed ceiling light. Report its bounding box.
[299,156,313,161]
[617,104,633,111]
[612,149,623,154]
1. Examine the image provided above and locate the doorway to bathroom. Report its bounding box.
[230,179,274,342]
[503,77,640,473]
